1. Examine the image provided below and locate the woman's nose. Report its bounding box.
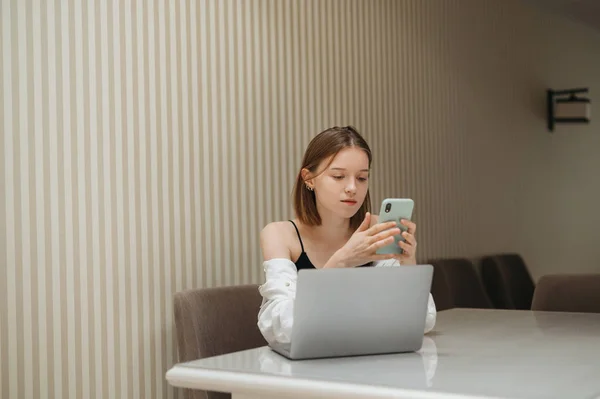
[345,180,357,193]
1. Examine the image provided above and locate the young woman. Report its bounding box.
[257,126,436,345]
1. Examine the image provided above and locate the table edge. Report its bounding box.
[165,365,500,399]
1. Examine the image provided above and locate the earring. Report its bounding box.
[306,184,313,191]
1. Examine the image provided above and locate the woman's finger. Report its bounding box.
[356,212,371,232]
[369,227,401,244]
[368,235,395,251]
[367,221,398,236]
[401,219,417,235]
[398,240,414,256]
[398,240,411,250]
[401,232,417,246]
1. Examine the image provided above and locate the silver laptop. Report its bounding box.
[269,264,433,360]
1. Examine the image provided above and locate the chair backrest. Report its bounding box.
[429,262,454,311]
[480,253,535,310]
[531,274,600,313]
[173,284,267,399]
[429,258,493,309]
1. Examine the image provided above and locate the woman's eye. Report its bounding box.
[358,177,368,182]
[333,176,344,180]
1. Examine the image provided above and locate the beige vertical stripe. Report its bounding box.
[123,1,140,398]
[131,0,145,397]
[234,0,248,284]
[115,0,129,395]
[199,0,212,287]
[66,1,83,391]
[168,0,181,299]
[190,0,203,289]
[263,0,274,233]
[123,0,135,398]
[87,0,103,396]
[81,0,95,394]
[58,1,77,398]
[207,0,220,287]
[32,0,47,397]
[99,0,116,395]
[222,0,234,285]
[146,1,161,397]
[157,1,170,397]
[297,0,307,165]
[28,0,43,396]
[227,0,239,285]
[0,1,6,397]
[17,0,33,397]
[243,0,257,282]
[73,0,90,396]
[147,1,162,397]
[180,0,193,292]
[275,0,284,227]
[46,0,62,397]
[169,0,180,393]
[0,23,3,399]
[306,0,316,140]
[176,0,188,296]
[13,2,33,397]
[331,0,340,123]
[11,1,23,398]
[250,0,262,279]
[215,0,226,287]
[134,0,151,396]
[286,0,296,224]
[2,2,15,399]
[39,0,55,386]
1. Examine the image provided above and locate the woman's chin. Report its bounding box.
[338,206,361,219]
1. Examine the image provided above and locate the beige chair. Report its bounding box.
[173,284,267,399]
[531,274,600,313]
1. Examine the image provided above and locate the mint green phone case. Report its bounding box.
[375,198,414,255]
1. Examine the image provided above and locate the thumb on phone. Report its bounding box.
[357,212,371,232]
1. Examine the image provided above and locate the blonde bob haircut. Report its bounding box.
[292,126,372,231]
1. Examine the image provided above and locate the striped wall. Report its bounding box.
[2,0,600,398]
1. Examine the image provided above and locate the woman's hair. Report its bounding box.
[293,125,372,231]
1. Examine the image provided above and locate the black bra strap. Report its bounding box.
[288,220,305,252]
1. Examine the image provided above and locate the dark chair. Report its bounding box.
[480,253,535,310]
[429,258,493,309]
[531,274,600,314]
[429,262,454,311]
[173,284,267,399]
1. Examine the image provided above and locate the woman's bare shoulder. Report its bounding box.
[260,220,298,261]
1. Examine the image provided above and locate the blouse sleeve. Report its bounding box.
[257,258,298,345]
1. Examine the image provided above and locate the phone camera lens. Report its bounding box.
[385,203,391,213]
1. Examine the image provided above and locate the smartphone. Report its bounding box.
[375,198,415,255]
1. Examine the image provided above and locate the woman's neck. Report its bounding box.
[312,210,352,242]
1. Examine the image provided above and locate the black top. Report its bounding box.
[289,220,371,270]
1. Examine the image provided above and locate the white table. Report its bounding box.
[166,308,600,399]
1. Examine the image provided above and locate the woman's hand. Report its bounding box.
[325,212,401,268]
[396,219,418,265]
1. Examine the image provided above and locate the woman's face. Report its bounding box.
[305,147,370,220]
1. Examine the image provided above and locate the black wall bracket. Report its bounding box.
[547,87,590,132]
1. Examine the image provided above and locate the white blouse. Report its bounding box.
[257,257,437,345]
